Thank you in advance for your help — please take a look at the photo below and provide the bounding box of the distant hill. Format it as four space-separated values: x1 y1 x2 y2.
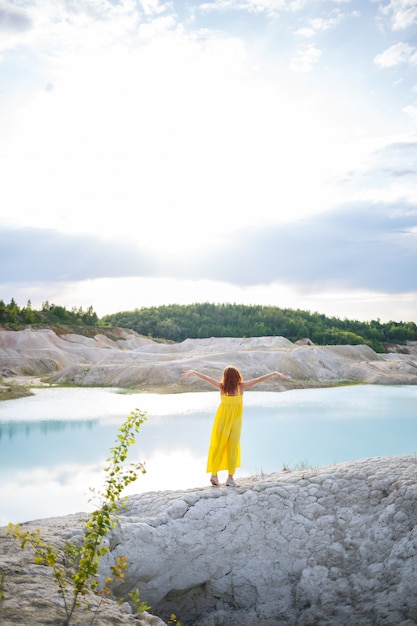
2 299 416 353
1 328 417 389
101 303 417 353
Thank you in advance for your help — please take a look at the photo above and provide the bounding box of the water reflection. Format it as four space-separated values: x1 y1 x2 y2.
1 385 416 525
0 418 95 440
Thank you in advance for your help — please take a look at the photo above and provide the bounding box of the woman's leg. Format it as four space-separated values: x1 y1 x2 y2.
210 474 219 486
226 474 237 487
227 419 242 475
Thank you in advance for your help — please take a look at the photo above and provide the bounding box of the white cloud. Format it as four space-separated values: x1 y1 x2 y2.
139 14 177 37
289 43 321 72
309 12 345 32
139 0 169 17
380 0 417 31
403 104 417 117
0 4 32 34
294 7 353 39
0 0 143 57
374 41 417 67
295 26 315 37
199 0 306 16
245 0 305 13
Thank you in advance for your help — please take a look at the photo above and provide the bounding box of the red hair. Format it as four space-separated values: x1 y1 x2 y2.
221 365 242 395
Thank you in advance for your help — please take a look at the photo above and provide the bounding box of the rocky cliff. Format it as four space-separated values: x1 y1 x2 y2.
100 455 417 625
1 328 416 389
1 456 416 625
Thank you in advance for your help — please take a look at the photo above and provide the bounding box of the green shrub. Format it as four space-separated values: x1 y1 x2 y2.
8 408 147 625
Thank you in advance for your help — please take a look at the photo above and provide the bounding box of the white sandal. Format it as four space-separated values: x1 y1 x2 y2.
210 476 219 487
226 477 237 487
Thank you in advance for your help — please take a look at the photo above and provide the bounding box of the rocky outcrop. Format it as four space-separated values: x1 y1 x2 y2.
1 328 416 388
1 456 417 625
0 512 167 626
97 455 417 625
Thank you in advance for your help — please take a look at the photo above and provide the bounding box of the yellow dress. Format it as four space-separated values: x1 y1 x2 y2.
206 389 243 474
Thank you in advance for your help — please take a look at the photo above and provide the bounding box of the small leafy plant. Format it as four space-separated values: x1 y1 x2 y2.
168 614 185 625
128 587 151 614
8 407 147 626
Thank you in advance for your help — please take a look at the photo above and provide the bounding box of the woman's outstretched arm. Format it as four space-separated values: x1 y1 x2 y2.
181 369 221 389
240 371 288 391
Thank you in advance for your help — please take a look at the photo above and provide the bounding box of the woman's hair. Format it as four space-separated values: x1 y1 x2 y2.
221 365 242 395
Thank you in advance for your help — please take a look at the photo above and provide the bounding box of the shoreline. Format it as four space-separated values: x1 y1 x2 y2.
0 376 362 402
0 376 53 401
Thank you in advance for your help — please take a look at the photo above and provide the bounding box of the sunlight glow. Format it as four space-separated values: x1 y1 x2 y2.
1 0 417 323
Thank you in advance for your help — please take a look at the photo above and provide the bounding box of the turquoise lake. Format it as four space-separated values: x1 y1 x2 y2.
0 384 416 525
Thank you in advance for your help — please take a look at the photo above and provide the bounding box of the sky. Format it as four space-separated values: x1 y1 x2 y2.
0 0 416 323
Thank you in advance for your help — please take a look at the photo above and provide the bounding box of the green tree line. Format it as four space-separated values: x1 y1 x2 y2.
0 299 99 327
102 302 417 352
2 299 416 352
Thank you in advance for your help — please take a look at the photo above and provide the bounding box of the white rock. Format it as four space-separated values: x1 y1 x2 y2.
1 329 417 387
92 455 417 625
2 456 417 625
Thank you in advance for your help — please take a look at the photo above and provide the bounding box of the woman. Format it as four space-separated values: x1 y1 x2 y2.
181 365 288 487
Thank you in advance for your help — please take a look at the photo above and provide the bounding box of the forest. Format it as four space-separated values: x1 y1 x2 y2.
0 299 99 327
103 302 417 352
1 299 416 353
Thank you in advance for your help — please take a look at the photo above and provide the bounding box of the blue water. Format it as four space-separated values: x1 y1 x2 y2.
0 385 416 525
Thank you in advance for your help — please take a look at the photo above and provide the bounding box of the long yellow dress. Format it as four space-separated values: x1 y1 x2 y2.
206 389 243 474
